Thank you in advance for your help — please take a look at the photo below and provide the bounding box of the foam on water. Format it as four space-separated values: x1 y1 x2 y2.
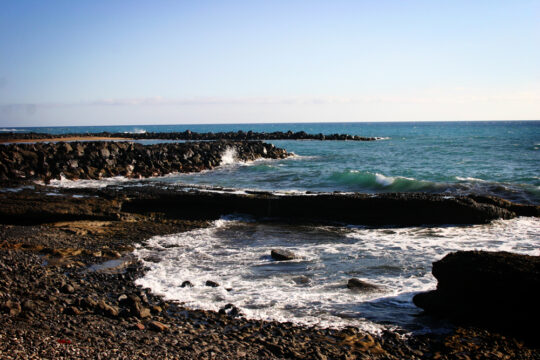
134 216 539 333
44 175 133 188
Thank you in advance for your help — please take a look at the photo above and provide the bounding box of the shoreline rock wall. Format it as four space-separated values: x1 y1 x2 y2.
0 130 379 141
0 140 289 182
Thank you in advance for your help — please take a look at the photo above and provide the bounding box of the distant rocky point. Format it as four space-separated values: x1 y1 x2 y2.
0 130 380 142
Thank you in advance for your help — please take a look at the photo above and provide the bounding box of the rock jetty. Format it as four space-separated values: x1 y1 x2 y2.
0 130 380 142
0 140 289 183
413 251 540 342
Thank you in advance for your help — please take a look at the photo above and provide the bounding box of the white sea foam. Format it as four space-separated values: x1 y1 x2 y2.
124 128 147 134
134 216 540 332
455 176 487 182
43 175 133 188
0 128 26 132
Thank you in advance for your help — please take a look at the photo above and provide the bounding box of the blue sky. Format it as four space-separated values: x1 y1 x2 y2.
1 0 539 126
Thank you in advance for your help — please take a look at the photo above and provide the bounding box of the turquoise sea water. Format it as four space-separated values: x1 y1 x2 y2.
4 121 539 203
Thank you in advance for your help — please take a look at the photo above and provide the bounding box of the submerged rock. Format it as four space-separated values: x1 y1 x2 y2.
413 250 540 340
271 249 296 261
347 278 380 291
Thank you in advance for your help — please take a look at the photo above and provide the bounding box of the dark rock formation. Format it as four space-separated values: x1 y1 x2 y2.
347 278 380 291
180 281 193 288
1 186 537 227
0 140 289 183
0 130 380 142
120 186 536 226
271 249 296 261
413 251 540 340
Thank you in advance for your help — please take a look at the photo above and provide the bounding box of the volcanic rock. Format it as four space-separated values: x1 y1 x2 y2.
271 249 296 261
413 251 540 339
347 278 380 291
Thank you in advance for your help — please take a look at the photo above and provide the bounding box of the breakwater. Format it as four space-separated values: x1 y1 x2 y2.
0 140 289 182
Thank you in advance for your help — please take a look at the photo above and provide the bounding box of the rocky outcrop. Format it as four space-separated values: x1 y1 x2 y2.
120 187 530 226
413 251 540 339
1 186 537 227
0 130 379 142
0 140 289 182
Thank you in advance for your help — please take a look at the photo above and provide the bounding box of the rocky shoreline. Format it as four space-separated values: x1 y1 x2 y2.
1 139 539 358
1 188 538 359
0 130 380 142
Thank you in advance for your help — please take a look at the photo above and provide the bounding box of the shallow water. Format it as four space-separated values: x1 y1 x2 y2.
133 216 540 333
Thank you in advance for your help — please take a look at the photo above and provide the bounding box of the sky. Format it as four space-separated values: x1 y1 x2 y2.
0 0 539 126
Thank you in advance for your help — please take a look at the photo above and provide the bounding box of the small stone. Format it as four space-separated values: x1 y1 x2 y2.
347 278 380 291
22 300 36 312
132 322 145 330
97 300 119 317
148 320 169 332
205 280 219 287
61 284 75 294
180 281 193 288
64 306 82 316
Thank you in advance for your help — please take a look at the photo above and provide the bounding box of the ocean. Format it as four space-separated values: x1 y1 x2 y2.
5 121 539 332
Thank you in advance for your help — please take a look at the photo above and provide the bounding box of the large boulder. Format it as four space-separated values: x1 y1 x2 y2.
413 251 540 340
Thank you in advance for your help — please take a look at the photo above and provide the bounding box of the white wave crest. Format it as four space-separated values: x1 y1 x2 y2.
455 176 486 182
374 173 395 186
124 128 147 134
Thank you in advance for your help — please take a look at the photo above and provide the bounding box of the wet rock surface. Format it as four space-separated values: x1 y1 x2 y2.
347 278 381 291
271 249 296 261
413 251 540 343
0 140 289 183
116 185 538 225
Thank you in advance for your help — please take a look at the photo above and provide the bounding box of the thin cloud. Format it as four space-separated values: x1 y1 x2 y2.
2 92 540 110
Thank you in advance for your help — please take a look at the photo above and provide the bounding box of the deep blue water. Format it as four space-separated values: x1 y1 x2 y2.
3 121 539 204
